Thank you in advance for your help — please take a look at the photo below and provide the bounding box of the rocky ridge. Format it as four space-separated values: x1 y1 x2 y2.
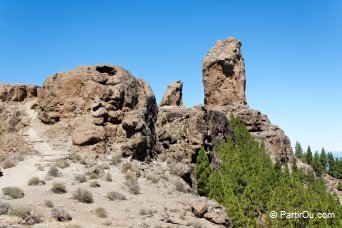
0 37 298 227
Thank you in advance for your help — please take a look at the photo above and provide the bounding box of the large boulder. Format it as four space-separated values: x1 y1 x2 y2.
38 65 158 161
160 80 183 106
203 37 246 106
0 84 39 102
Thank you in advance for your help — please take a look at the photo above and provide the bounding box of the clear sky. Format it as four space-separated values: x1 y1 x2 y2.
1 0 341 152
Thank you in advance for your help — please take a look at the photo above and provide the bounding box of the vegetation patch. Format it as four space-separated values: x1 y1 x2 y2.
107 191 127 201
72 188 93 203
2 187 24 199
50 182 67 194
195 116 342 227
95 207 108 218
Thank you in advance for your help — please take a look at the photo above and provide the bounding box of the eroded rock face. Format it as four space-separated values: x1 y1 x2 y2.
203 37 246 106
203 37 293 162
38 65 158 161
0 84 39 102
192 200 232 226
160 80 183 106
156 106 232 186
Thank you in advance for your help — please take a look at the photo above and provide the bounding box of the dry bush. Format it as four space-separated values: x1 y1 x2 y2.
146 173 160 184
105 172 112 182
174 180 187 193
124 175 140 195
121 163 133 173
2 187 24 199
86 166 105 179
107 191 127 201
0 202 11 215
51 207 72 222
68 153 87 165
27 177 43 186
2 158 16 169
110 155 122 165
47 166 60 177
44 200 54 208
9 207 42 225
51 182 67 194
89 181 100 188
95 207 108 218
55 159 70 169
72 188 93 203
74 174 87 183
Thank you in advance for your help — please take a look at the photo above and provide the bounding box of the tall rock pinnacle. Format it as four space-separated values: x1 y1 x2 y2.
203 37 246 106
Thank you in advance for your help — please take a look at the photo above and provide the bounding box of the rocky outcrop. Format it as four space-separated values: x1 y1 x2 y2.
38 65 158 161
203 37 293 162
0 84 39 102
160 80 183 106
156 106 232 186
203 37 246 106
192 200 232 226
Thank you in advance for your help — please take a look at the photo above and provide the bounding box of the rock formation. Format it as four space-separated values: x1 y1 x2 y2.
156 105 232 186
160 80 183 106
38 65 158 161
203 37 246 106
203 37 293 162
0 84 39 102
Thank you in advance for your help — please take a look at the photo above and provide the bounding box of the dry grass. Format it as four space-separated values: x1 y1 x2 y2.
0 202 11 215
27 177 43 186
51 207 72 222
174 180 187 193
121 163 133 173
95 207 108 218
89 180 100 188
2 187 24 199
9 207 42 224
74 174 87 183
110 155 122 165
50 182 67 194
146 173 160 184
107 191 127 201
1 158 16 169
124 175 140 195
105 172 112 182
44 200 54 208
47 166 60 177
54 159 70 169
68 153 87 165
72 188 93 203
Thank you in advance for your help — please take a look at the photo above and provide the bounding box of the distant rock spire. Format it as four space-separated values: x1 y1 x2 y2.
160 80 183 106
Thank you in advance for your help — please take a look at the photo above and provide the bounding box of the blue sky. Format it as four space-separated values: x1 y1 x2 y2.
0 0 341 152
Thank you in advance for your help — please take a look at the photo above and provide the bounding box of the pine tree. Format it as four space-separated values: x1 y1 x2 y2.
306 146 313 164
313 151 323 175
295 141 303 158
319 148 327 172
327 152 335 176
194 147 211 196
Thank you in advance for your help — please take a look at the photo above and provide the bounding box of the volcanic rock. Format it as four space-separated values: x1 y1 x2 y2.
0 84 39 102
203 37 246 106
203 37 293 162
160 80 183 106
38 65 158 161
